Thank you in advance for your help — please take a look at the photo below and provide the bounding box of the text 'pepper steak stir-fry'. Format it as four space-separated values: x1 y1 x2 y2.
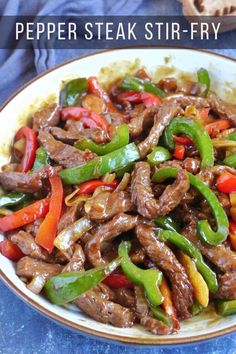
0 67 236 335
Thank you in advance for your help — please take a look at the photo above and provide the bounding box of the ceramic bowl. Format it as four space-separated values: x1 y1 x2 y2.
0 48 235 345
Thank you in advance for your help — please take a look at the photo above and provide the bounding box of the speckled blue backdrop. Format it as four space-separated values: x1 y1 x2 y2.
0 0 235 353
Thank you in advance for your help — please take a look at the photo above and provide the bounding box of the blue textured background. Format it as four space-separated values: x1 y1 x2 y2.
0 0 235 353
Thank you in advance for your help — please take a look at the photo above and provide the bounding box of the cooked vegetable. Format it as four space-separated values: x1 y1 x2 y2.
190 301 204 316
197 68 210 97
0 198 50 232
44 258 121 305
216 300 236 316
173 144 185 160
103 274 134 289
216 172 236 193
157 230 218 294
223 154 236 168
229 220 236 250
173 135 193 146
160 277 180 329
153 167 229 246
59 143 140 185
117 91 162 108
120 75 166 98
0 192 30 209
163 116 214 168
150 305 172 327
75 124 129 155
154 216 180 233
54 216 93 252
177 251 209 307
14 126 37 172
60 78 88 107
0 239 24 262
32 147 50 170
35 176 63 253
205 120 231 138
147 147 171 167
118 241 164 307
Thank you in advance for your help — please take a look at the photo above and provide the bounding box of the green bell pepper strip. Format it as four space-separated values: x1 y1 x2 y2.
163 116 214 168
228 132 236 141
190 301 204 316
75 124 129 156
153 167 228 246
223 153 236 168
216 300 236 316
118 241 164 307
147 146 172 167
157 229 218 294
12 199 35 211
32 147 50 170
59 143 140 185
154 216 180 233
197 68 211 97
44 258 121 305
150 305 172 326
116 162 134 178
120 76 166 98
59 78 88 107
0 192 30 209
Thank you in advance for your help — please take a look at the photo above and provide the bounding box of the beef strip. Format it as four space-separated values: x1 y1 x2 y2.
74 290 135 328
24 219 43 237
0 168 48 193
134 286 173 335
11 231 49 261
128 104 158 138
38 130 96 168
164 94 210 109
159 158 201 175
16 256 62 279
131 162 189 219
32 103 60 131
113 288 136 308
136 224 193 319
215 272 236 300
62 244 85 272
182 222 236 273
58 203 82 233
85 190 132 221
85 213 139 266
138 103 182 157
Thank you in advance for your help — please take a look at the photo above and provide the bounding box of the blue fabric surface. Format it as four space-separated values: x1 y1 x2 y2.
0 0 235 353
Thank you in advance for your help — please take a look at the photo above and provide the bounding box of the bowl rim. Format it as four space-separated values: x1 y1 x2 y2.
0 47 236 345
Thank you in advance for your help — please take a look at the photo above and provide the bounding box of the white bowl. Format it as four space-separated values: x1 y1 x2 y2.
0 48 235 345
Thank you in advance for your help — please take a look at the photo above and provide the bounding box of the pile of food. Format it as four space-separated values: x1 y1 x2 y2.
0 67 235 335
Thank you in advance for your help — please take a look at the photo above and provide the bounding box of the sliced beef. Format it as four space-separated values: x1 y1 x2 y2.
138 103 182 157
182 222 236 273
113 288 135 308
0 168 48 193
32 103 60 131
136 224 193 319
74 290 135 328
24 219 43 237
62 244 85 272
11 231 49 261
85 213 139 266
131 162 189 219
215 272 236 300
16 256 62 279
176 81 205 96
128 104 158 138
134 286 173 335
208 92 236 124
164 94 209 109
58 203 82 233
49 126 82 144
38 130 96 168
159 158 201 175
84 190 132 221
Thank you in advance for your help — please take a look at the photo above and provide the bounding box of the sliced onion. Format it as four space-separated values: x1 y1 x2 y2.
218 128 236 139
212 139 236 148
0 208 13 216
14 137 26 155
115 173 130 192
102 173 116 183
230 193 236 207
65 187 89 207
27 275 46 294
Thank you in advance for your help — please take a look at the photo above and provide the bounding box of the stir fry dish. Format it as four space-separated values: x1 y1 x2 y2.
0 67 236 335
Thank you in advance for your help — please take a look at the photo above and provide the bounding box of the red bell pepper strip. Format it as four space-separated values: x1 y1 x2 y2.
229 220 236 250
216 172 236 194
173 135 193 146
35 175 63 253
103 273 134 289
87 76 119 113
0 239 25 262
15 126 37 172
160 277 180 330
78 179 118 195
61 107 110 133
205 119 231 138
199 107 210 122
117 91 162 108
0 198 50 232
173 144 185 160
